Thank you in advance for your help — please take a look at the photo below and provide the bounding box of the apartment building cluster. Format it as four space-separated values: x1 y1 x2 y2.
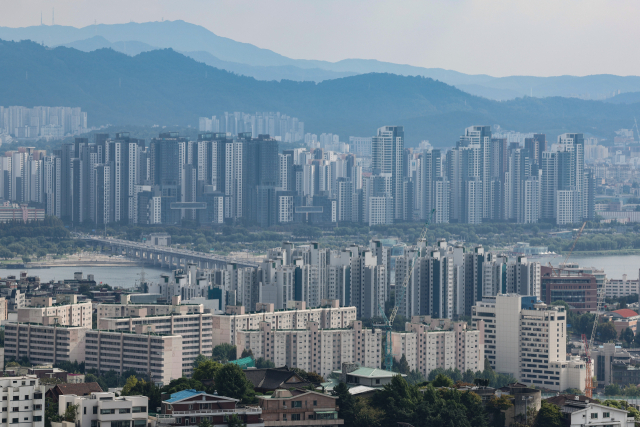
198 239 540 323
2 123 592 227
199 111 304 142
0 106 87 139
212 302 484 380
472 294 586 392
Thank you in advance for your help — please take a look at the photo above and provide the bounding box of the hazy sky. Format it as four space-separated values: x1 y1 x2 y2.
0 0 636 77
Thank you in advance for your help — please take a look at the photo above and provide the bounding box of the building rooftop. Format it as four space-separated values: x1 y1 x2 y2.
611 309 639 318
164 389 207 403
333 367 404 379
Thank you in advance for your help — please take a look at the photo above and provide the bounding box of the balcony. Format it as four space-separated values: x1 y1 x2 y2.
171 408 262 415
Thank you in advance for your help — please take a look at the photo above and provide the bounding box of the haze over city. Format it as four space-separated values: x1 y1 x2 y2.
1 2 640 427
2 0 639 76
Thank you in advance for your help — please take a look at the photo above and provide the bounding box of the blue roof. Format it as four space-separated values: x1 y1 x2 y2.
165 389 206 403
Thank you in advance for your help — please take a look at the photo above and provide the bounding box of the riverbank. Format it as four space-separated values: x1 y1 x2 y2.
26 253 142 268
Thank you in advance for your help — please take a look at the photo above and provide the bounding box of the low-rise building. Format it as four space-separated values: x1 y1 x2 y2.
157 389 263 427
0 375 45 427
258 389 343 427
3 324 89 365
540 266 597 313
603 309 640 335
244 368 313 394
545 395 634 427
84 330 183 386
606 273 640 298
56 392 148 427
45 382 103 403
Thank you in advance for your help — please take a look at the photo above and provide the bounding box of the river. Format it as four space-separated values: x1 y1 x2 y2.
0 254 638 288
0 265 167 289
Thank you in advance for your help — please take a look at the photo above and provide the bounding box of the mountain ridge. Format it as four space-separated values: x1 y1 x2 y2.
3 21 640 100
1 39 639 146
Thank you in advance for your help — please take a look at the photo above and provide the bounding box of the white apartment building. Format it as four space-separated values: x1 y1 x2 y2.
236 320 382 379
605 273 640 298
393 316 484 379
84 330 183 386
56 392 148 427
97 299 205 319
0 375 45 427
472 294 586 391
18 299 92 327
4 324 89 365
211 301 357 347
97 306 212 376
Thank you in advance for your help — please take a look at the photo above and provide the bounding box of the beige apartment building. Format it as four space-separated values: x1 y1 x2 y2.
4 323 89 365
96 297 204 319
212 300 357 347
236 320 382 379
84 330 183 386
97 302 212 376
392 316 485 378
18 297 92 327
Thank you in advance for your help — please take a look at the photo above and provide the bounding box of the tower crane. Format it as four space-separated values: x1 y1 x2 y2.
378 209 436 371
556 222 586 275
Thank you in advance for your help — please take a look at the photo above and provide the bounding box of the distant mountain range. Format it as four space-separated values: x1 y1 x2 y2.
2 39 640 146
2 21 640 101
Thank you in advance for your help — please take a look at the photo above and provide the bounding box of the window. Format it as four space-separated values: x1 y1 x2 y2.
591 413 598 419
602 412 610 418
100 409 115 415
112 422 131 427
134 420 146 427
84 407 87 415
313 400 317 406
291 414 301 421
11 418 18 424
93 407 98 414
91 421 98 427
119 408 131 414
12 397 18 401
283 415 287 421
33 417 42 422
33 393 42 400
132 406 147 413
292 401 302 408
22 396 27 401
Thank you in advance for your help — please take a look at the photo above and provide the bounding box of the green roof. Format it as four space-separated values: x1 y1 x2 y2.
228 356 255 368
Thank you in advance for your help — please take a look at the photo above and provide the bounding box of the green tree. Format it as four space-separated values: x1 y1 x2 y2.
598 322 618 343
431 374 454 388
121 376 138 396
212 343 237 362
621 327 635 345
227 415 248 427
214 364 256 403
160 378 204 395
44 397 60 427
192 354 208 370
533 401 563 427
240 348 254 359
604 384 622 396
394 354 411 375
406 369 426 385
193 360 223 383
332 382 356 426
255 358 276 369
63 404 79 422
198 419 214 427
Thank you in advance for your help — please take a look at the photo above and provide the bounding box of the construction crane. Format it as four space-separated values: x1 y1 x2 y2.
378 209 436 371
556 222 587 276
634 117 640 143
562 222 587 267
583 284 606 398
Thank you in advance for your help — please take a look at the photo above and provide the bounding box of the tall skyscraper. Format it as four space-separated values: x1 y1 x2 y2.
372 126 404 220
